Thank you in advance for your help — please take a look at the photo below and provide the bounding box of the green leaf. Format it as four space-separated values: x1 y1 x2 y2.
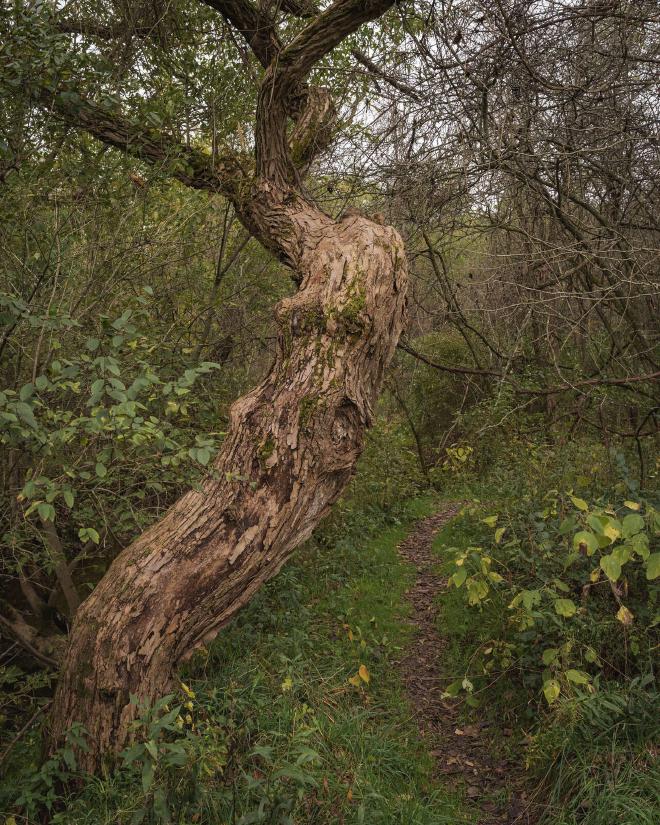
570 495 588 512
554 598 577 618
587 514 606 534
565 669 590 685
37 502 55 522
646 553 660 581
442 680 462 698
622 513 644 539
451 567 467 588
120 743 144 766
142 759 154 793
482 515 498 527
631 532 650 560
466 578 489 605
63 489 74 508
78 527 100 545
15 401 37 428
542 648 559 666
35 375 49 391
152 788 171 823
95 462 107 478
573 530 598 556
543 678 561 704
91 378 105 395
19 383 34 401
600 554 622 582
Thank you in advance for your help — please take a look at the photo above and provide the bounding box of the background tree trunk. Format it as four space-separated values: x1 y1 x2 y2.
47 207 407 770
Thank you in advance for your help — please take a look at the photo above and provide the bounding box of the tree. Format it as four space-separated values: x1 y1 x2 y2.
3 0 407 770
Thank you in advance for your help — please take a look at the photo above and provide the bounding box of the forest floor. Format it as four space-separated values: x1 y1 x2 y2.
5 495 614 824
398 506 537 825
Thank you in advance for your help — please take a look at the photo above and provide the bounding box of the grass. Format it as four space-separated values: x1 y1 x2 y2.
5 478 656 824
2 495 473 824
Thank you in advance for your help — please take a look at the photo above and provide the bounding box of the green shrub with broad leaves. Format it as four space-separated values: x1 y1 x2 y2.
1 295 224 599
446 492 658 707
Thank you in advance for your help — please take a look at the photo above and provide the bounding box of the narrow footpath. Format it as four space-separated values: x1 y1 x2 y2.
397 506 535 825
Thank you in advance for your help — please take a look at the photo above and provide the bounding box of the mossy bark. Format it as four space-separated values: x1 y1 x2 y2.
47 208 407 770
45 0 403 771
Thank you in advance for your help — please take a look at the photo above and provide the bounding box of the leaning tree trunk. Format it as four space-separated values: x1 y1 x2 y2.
47 206 407 770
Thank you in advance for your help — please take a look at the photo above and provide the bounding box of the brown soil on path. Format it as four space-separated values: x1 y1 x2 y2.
397 505 535 825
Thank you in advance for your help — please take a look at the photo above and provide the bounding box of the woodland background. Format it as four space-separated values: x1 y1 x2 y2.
0 1 658 823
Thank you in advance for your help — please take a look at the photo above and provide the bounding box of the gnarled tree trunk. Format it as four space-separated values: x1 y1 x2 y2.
41 0 405 769
48 204 407 770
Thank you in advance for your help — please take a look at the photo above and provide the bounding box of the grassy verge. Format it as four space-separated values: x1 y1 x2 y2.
2 495 471 824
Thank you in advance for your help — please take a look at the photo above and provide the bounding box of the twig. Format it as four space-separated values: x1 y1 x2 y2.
0 701 52 772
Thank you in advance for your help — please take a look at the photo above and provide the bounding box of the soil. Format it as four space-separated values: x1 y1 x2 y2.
397 505 537 825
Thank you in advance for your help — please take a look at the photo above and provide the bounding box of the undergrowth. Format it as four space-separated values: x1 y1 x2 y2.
431 439 659 825
0 492 470 824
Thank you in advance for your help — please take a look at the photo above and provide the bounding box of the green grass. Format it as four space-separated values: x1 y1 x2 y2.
2 496 473 824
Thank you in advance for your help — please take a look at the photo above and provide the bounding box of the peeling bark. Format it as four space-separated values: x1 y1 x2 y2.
44 0 405 769
48 208 407 769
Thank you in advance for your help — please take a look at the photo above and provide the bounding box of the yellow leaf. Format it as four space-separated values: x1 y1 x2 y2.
482 515 498 527
590 568 601 583
624 501 640 511
603 523 621 542
616 605 634 626
280 676 293 692
347 788 353 802
358 664 370 684
348 629 354 641
495 527 506 544
570 495 588 512
348 674 361 687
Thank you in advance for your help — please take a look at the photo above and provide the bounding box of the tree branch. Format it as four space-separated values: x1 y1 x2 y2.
256 0 396 182
351 48 421 100
399 340 660 397
55 17 153 40
199 0 281 67
40 88 248 200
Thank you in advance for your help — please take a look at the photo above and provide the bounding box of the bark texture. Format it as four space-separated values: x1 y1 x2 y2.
48 208 407 769
43 0 405 769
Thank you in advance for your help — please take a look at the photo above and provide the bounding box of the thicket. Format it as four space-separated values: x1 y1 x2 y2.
1 0 658 822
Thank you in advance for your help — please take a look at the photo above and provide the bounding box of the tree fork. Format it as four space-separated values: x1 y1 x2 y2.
38 0 403 769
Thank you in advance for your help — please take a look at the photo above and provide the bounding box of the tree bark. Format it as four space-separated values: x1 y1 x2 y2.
39 0 404 769
47 204 407 769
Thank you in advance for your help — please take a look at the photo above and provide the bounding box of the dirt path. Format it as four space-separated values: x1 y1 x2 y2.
397 505 533 825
